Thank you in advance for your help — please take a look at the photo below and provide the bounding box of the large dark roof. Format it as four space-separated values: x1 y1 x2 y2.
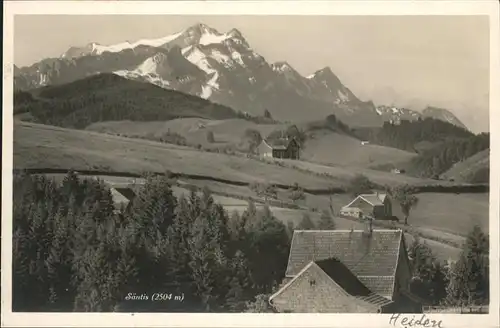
315 258 371 297
286 229 403 296
316 258 394 308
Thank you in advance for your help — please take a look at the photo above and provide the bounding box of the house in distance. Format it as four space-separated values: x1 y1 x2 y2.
110 187 137 213
257 137 300 159
268 228 424 313
340 192 392 219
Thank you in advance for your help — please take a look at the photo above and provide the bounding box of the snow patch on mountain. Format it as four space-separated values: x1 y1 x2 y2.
113 69 171 88
272 62 294 73
337 90 349 102
38 73 48 86
210 50 232 67
186 47 215 75
230 51 245 66
181 46 193 55
199 32 230 46
135 53 166 74
201 72 220 99
66 32 183 57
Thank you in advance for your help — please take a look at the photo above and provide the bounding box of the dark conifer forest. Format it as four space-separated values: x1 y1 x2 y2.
12 172 290 312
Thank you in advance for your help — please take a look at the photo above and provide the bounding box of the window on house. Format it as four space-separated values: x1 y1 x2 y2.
309 279 316 286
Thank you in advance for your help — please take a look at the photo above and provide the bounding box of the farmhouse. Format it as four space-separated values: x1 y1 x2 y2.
256 137 300 160
269 229 423 313
340 192 392 219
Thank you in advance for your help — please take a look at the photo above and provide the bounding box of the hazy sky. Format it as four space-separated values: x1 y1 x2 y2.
14 15 490 132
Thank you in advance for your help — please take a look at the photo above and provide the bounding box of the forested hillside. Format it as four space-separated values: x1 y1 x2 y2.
12 172 289 312
353 118 474 152
405 133 489 179
13 73 250 129
354 118 489 179
440 149 490 183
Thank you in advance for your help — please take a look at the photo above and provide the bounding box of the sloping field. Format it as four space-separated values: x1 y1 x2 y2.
441 149 490 183
14 122 335 189
87 118 286 149
279 158 443 187
306 192 488 238
87 120 416 169
301 129 416 168
394 192 489 236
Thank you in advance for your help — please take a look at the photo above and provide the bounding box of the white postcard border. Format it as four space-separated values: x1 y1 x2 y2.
2 1 499 327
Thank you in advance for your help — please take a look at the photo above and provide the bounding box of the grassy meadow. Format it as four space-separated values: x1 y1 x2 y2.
300 129 416 168
15 122 335 189
87 118 419 169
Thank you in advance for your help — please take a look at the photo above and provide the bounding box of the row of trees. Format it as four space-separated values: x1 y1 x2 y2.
12 172 291 312
296 211 336 230
305 114 356 138
408 225 489 307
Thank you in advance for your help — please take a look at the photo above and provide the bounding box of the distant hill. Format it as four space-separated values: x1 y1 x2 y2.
374 105 468 130
440 149 490 183
421 106 468 130
13 73 246 129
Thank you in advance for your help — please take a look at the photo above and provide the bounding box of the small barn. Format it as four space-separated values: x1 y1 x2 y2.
256 137 300 160
340 192 392 219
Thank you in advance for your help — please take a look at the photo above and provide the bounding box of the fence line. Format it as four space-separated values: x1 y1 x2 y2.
423 305 489 314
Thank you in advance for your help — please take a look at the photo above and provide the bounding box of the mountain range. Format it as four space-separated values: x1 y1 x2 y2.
14 23 467 129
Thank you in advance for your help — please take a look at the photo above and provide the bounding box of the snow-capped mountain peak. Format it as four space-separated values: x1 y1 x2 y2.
61 32 185 58
59 23 250 60
16 22 468 130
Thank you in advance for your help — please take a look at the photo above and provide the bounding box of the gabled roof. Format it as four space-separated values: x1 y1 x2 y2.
110 187 136 210
262 137 298 150
343 193 387 208
270 258 393 312
285 229 403 297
